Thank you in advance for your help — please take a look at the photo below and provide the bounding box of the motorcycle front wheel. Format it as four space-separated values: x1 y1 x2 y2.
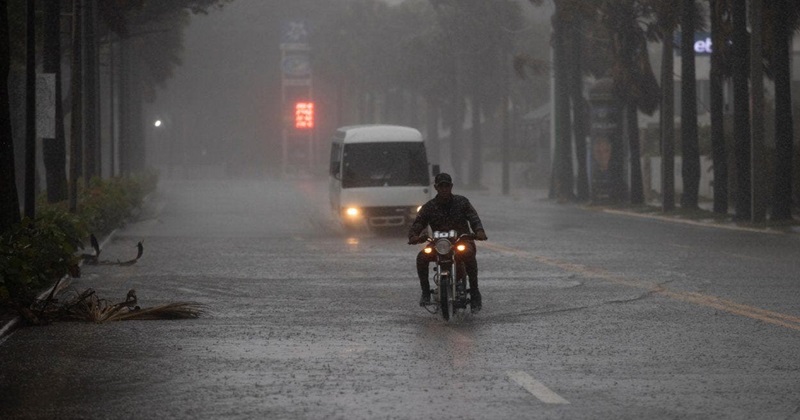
439 277 450 321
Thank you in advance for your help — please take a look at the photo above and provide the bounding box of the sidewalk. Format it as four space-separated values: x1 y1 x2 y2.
603 198 800 235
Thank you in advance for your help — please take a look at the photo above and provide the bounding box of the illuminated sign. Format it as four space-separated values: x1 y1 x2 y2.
294 102 314 129
694 37 712 54
674 32 721 56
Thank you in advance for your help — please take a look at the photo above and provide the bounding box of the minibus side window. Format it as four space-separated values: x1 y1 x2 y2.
330 143 342 178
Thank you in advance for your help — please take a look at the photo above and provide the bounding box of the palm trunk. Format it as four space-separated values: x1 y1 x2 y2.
709 0 728 214
680 0 700 209
732 0 751 220
119 36 130 175
24 0 36 219
749 0 766 223
83 0 99 181
660 35 675 211
468 95 482 188
552 15 574 200
627 105 643 204
42 0 68 203
425 98 441 167
0 0 21 233
771 0 794 220
569 18 588 201
69 0 83 212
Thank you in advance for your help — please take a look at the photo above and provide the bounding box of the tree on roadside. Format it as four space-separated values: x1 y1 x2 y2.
750 0 766 222
525 0 590 201
766 0 799 220
1 0 21 234
731 0 751 220
101 1 231 175
393 0 450 165
679 0 701 210
599 0 660 205
708 0 729 215
42 0 68 203
651 0 678 211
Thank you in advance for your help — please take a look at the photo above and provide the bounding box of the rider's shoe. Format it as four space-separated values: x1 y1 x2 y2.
419 290 431 306
470 289 482 312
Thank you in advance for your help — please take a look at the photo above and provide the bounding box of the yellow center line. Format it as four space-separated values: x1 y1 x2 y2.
484 242 800 331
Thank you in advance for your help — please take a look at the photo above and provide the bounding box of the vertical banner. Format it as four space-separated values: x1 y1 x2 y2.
588 78 624 203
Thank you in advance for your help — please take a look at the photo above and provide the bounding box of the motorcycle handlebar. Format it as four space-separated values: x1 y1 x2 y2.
408 233 482 245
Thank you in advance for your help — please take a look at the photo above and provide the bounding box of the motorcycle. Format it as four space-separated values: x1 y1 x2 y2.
418 230 476 321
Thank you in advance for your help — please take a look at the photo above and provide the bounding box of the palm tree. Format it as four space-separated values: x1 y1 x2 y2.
680 0 701 210
732 0 751 220
651 0 678 211
769 0 798 221
750 0 766 222
601 0 660 204
526 0 596 201
0 0 21 233
42 0 68 203
551 7 575 200
709 0 728 214
569 16 590 200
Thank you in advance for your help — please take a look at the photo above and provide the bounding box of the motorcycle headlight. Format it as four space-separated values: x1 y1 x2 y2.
434 238 452 255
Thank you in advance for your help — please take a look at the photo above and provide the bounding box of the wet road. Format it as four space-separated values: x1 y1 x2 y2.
1 177 800 419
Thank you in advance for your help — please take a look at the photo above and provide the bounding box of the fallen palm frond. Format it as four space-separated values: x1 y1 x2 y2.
29 288 204 324
86 240 144 266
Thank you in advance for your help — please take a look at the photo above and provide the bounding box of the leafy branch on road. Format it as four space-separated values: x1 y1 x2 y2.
0 172 204 326
20 288 204 325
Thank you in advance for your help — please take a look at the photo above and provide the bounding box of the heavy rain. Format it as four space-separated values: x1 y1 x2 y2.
2 0 800 418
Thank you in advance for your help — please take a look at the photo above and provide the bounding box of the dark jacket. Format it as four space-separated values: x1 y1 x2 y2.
408 194 484 238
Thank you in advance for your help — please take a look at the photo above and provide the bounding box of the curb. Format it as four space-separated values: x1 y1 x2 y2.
601 208 797 235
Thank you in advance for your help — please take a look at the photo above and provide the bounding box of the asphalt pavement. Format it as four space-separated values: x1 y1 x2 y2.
2 186 796 342
2 178 800 419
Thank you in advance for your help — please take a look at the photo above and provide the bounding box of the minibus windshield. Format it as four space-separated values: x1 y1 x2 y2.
342 142 428 188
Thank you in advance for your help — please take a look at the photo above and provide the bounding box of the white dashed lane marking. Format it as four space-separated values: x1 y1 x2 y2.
507 371 570 405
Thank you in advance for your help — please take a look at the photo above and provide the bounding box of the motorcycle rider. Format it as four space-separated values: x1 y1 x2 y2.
408 173 488 310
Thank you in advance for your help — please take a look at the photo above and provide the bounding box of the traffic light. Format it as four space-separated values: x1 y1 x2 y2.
294 101 314 129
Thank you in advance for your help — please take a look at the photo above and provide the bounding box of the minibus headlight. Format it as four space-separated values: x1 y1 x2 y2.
345 207 360 217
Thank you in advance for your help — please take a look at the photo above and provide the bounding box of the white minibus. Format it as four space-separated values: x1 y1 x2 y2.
329 125 437 230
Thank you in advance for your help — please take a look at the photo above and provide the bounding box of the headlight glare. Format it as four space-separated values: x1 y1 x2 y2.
345 207 359 217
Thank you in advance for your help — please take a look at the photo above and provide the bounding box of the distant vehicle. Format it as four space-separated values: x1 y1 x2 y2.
328 125 438 230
